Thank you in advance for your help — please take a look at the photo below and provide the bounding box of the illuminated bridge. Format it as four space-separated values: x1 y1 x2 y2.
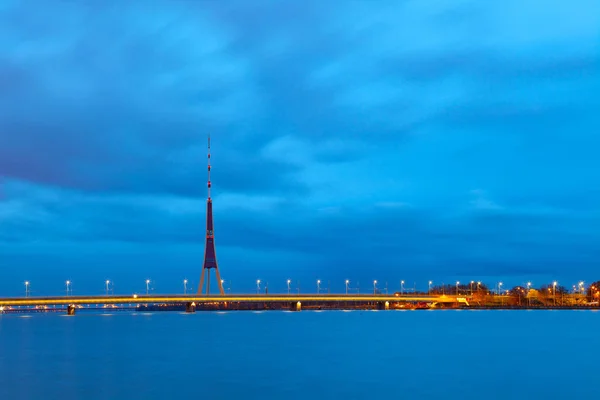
0 294 470 314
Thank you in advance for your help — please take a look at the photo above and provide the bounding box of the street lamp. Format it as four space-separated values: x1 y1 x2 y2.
401 280 405 296
345 280 350 295
105 280 110 296
287 279 291 295
66 280 71 296
256 280 261 294
456 281 460 295
25 281 30 298
553 281 557 306
428 280 432 295
477 281 481 292
527 282 531 306
317 280 321 294
498 282 503 295
146 279 151 295
184 279 188 294
470 281 474 295
373 280 377 294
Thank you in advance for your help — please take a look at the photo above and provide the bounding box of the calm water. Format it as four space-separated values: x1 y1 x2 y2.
1 310 598 399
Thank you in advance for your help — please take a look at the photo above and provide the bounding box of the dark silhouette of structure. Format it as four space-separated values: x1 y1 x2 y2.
197 135 225 295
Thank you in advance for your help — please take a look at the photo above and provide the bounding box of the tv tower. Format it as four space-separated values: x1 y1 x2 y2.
197 134 225 295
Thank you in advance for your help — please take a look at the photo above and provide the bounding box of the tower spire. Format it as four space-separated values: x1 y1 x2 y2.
207 133 211 200
197 134 225 296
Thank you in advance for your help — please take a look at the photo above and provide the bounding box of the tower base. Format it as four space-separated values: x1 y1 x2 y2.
198 267 225 295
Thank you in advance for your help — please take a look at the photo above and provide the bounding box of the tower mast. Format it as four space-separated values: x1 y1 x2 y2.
198 134 225 295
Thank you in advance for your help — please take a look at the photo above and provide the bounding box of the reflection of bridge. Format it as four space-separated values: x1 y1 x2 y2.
0 294 469 314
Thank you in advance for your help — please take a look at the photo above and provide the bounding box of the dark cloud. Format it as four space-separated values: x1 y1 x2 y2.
1 0 600 293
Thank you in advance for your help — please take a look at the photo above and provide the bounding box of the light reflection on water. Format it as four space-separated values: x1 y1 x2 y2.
0 310 598 400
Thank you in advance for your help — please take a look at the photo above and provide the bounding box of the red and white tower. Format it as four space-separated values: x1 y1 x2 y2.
197 135 225 295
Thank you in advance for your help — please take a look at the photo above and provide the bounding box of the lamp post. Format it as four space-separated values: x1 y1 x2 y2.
345 280 350 295
183 279 188 294
317 280 321 294
256 280 261 294
373 280 377 294
553 281 557 306
477 281 481 292
470 281 474 295
527 282 531 306
498 282 503 295
456 281 460 295
105 280 110 296
428 281 432 295
25 281 30 298
146 279 151 295
66 280 71 296
287 279 291 295
401 280 405 296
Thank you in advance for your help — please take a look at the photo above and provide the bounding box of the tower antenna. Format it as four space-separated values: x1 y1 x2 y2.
207 134 211 200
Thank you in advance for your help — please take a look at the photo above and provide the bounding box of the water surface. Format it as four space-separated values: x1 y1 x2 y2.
1 310 598 399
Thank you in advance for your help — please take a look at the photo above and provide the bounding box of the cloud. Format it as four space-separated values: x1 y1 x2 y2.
1 0 600 293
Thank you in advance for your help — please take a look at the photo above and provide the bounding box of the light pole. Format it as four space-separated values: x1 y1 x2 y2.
401 280 405 296
498 282 503 295
105 280 110 296
66 280 71 296
25 281 30 298
553 281 557 306
373 280 377 294
146 279 151 295
345 280 350 295
287 280 291 295
256 280 261 294
470 281 474 295
527 282 531 306
428 281 432 295
456 281 460 295
477 281 481 292
317 280 321 294
184 279 188 294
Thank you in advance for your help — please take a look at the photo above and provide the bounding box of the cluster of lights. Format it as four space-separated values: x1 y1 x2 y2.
12 278 599 300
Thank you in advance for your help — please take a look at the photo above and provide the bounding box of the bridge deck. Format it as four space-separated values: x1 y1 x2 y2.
0 294 465 307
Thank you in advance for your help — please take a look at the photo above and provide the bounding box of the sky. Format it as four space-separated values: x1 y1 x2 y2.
1 0 599 296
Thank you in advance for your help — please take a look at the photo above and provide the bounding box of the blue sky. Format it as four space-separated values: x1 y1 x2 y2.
1 0 599 296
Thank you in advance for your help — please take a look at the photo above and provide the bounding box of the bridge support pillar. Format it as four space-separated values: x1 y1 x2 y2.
186 302 196 313
67 305 76 316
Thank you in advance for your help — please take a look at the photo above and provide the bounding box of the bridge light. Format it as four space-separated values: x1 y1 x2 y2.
133 294 138 299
